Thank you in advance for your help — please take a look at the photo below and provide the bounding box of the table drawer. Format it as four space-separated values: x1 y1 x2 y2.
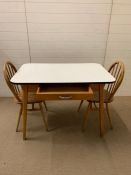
36 83 93 100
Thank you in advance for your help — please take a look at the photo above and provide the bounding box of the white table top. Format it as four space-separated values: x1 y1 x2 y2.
11 63 115 84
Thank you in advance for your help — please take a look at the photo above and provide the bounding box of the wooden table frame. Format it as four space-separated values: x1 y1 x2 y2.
21 83 105 140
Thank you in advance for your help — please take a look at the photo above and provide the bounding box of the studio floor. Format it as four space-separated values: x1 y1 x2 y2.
0 97 131 175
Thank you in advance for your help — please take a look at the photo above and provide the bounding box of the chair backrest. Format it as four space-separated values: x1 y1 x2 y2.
3 61 21 102
105 61 125 101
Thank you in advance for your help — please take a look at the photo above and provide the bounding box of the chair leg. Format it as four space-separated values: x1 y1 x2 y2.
77 100 84 112
93 102 98 110
105 103 113 129
43 101 48 111
39 102 48 131
32 103 35 110
16 104 22 132
82 102 92 132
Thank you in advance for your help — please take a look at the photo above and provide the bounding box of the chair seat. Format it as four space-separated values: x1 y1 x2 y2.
17 92 42 104
88 89 113 103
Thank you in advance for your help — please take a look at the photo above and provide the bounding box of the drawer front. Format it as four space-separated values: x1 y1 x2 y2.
36 84 93 100
36 92 93 100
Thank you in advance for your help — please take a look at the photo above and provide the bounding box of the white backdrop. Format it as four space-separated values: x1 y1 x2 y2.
0 0 131 96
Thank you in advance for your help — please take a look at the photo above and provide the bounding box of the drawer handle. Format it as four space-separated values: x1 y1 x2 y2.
59 96 72 100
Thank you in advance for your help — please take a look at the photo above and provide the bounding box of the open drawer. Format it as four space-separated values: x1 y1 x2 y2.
36 83 93 100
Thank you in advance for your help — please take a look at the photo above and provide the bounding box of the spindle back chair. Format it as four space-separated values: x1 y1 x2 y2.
78 61 125 131
3 61 48 132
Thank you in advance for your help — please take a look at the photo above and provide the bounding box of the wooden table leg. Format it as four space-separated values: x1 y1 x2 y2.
22 85 28 140
99 84 105 137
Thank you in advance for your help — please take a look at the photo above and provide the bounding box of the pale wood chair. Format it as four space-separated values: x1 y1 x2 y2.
3 61 48 132
77 61 125 131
